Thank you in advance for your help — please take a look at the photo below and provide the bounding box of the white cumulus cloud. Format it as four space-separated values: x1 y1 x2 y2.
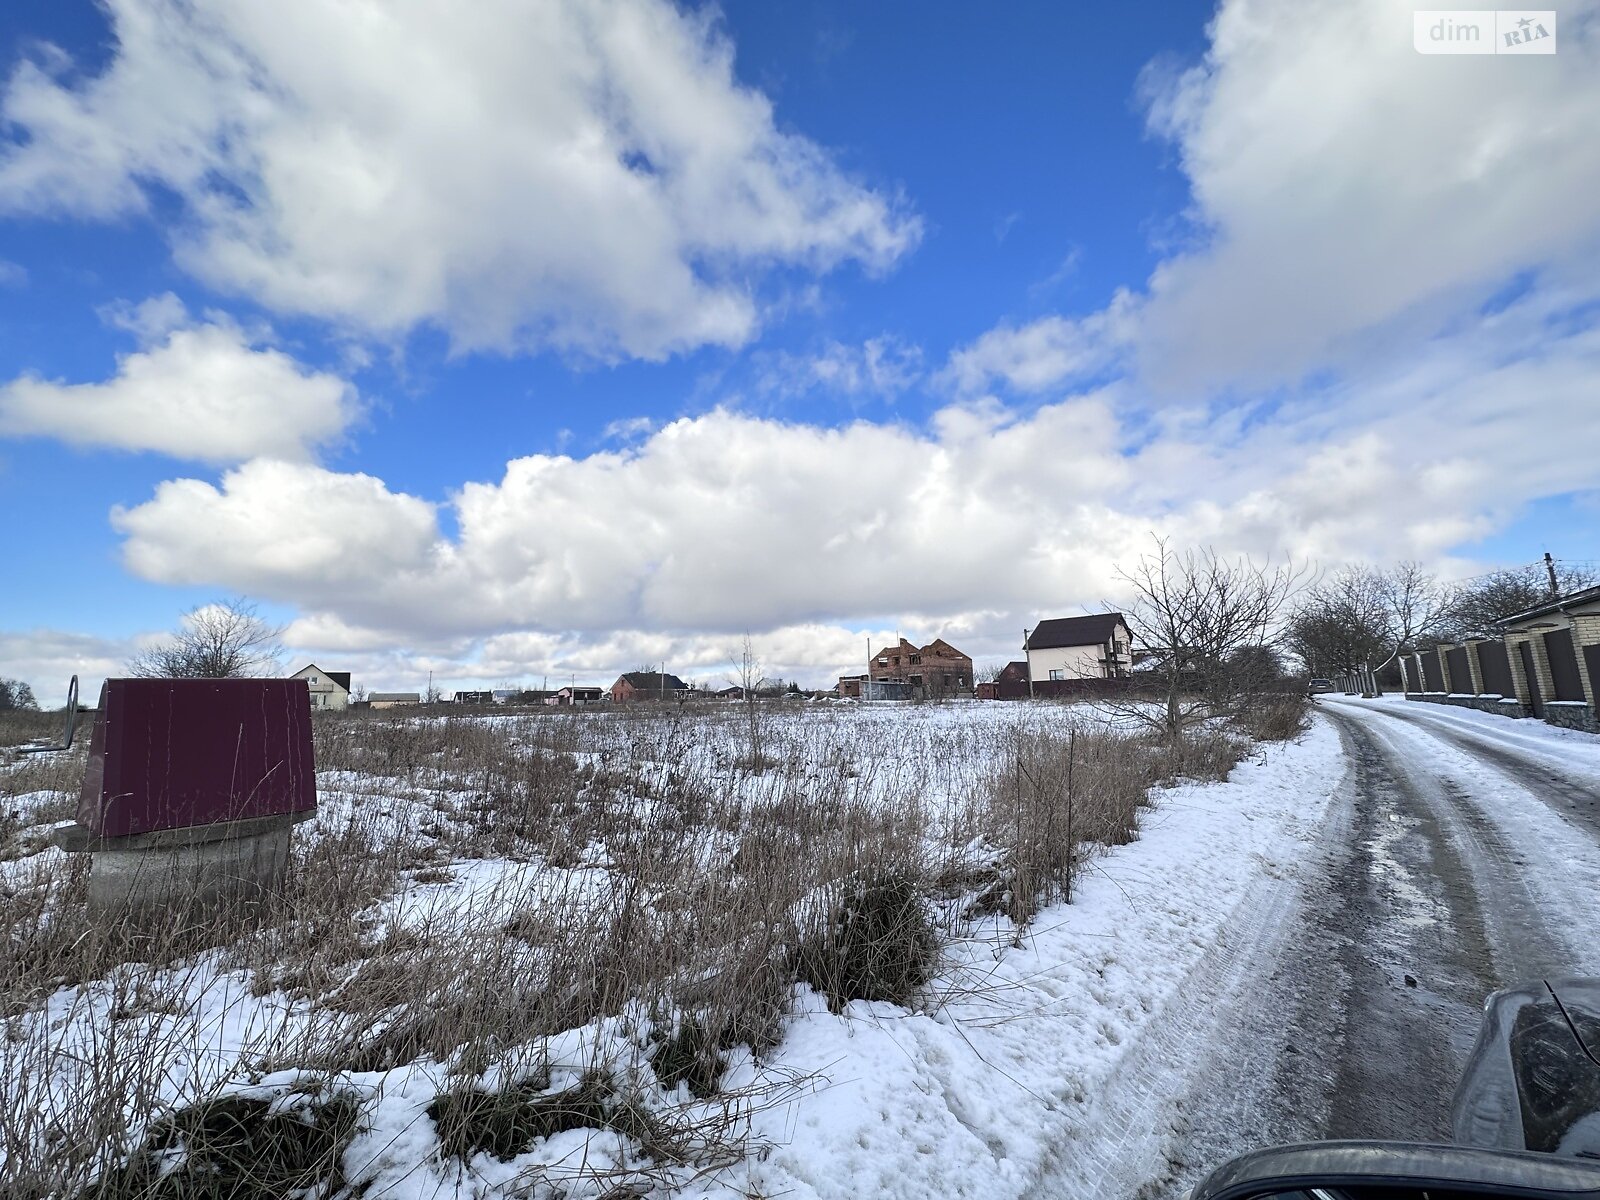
1133 0 1600 390
106 264 1600 665
0 300 358 462
941 293 1139 396
112 459 441 598
0 0 920 359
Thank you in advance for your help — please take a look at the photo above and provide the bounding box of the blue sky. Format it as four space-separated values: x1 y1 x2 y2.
1 0 1597 700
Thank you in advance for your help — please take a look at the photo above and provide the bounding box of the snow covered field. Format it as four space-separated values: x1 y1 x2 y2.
0 700 1342 1198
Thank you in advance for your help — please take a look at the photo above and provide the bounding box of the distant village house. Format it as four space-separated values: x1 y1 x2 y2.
609 672 690 703
1024 614 1132 682
291 663 351 712
553 685 605 707
867 637 973 697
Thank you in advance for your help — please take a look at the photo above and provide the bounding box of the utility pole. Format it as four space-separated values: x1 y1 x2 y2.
1025 628 1034 699
1545 551 1560 597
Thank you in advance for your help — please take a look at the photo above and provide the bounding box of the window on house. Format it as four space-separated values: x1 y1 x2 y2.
910 654 921 665
1049 669 1065 681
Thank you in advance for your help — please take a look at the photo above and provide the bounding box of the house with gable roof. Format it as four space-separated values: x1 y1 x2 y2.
866 637 973 697
1023 613 1132 682
290 663 352 712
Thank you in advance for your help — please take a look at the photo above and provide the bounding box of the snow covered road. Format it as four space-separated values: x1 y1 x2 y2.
1079 697 1600 1200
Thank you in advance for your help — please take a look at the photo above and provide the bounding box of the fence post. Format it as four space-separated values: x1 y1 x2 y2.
1463 640 1486 696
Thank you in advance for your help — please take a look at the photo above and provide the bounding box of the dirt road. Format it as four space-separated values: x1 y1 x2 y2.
1030 698 1600 1200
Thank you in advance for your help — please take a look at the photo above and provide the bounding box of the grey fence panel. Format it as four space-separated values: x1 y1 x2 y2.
1586 644 1600 708
1446 645 1471 692
1478 640 1515 697
1545 628 1586 702
1421 649 1445 692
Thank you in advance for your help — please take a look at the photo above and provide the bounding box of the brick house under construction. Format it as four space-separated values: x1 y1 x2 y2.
867 638 973 697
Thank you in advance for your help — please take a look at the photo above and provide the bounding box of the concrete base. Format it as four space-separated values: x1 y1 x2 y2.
1404 690 1591 731
1545 702 1600 734
52 811 310 916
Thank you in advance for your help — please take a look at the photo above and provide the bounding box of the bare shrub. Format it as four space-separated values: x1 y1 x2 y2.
77 1085 361 1200
429 1069 615 1163
1149 723 1245 783
796 869 939 1009
973 722 1158 923
1239 693 1310 743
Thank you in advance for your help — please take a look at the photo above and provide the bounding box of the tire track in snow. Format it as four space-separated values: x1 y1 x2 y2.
1360 702 1600 843
1020 795 1320 1200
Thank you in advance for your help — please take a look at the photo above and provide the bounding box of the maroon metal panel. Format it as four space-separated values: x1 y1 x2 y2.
77 679 316 838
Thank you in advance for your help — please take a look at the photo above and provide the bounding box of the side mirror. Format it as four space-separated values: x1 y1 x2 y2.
1192 1141 1600 1200
16 675 79 755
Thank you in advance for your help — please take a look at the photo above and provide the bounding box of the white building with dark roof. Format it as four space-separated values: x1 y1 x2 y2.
1024 613 1132 681
290 663 352 711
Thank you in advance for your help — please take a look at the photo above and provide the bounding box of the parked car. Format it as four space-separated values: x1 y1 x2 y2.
1306 678 1336 696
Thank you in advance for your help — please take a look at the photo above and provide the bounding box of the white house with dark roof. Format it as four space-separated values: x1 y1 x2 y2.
1024 613 1132 681
290 663 352 711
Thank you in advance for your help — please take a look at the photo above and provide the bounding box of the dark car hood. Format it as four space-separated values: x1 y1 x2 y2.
1454 978 1600 1159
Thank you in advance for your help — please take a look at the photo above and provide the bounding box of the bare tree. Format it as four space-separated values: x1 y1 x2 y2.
1286 567 1391 677
1286 562 1452 691
1438 560 1599 639
129 598 285 678
733 634 767 767
0 679 39 711
1109 539 1308 743
978 662 1006 684
1373 561 1454 675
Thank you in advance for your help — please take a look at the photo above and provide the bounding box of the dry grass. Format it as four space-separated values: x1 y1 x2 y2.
0 699 1270 1197
1238 692 1312 743
0 708 65 751
76 1086 361 1200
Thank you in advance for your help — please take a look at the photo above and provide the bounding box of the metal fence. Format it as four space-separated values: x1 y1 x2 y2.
1402 632 1593 729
